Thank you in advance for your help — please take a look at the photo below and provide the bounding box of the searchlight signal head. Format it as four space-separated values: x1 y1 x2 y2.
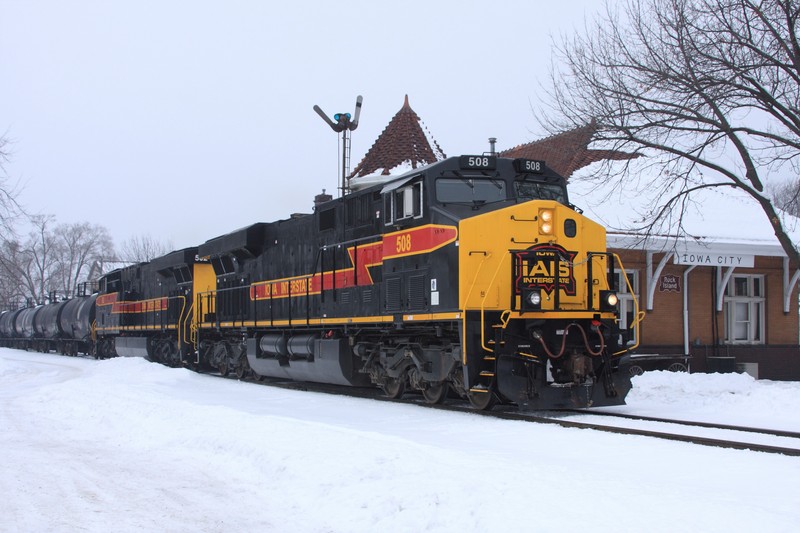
314 95 362 133
313 95 364 198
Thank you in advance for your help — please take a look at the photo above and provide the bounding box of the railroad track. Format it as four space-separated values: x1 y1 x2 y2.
556 408 800 440
504 409 800 457
247 374 800 457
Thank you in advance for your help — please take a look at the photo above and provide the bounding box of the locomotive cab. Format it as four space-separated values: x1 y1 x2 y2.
451 156 637 408
365 155 638 409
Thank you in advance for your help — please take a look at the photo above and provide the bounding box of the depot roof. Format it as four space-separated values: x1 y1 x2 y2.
349 95 446 179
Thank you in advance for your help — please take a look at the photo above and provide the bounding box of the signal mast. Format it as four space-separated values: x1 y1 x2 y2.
313 95 363 198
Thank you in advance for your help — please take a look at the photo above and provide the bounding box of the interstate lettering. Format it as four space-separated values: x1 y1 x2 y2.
290 278 308 293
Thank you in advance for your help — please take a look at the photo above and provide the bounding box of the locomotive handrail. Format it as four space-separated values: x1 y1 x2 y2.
499 309 512 328
196 289 216 325
480 252 512 353
319 233 383 250
612 253 642 355
190 322 198 352
182 298 195 351
461 250 491 365
316 233 381 303
174 295 187 348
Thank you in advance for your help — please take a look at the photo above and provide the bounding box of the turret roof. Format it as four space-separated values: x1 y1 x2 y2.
350 95 446 178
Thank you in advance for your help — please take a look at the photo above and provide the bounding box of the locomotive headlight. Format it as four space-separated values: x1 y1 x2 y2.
528 291 542 306
600 290 619 311
523 289 542 310
538 208 554 235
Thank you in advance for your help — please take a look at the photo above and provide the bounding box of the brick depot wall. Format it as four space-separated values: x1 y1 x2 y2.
614 250 800 380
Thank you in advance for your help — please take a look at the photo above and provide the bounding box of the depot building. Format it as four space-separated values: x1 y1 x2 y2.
504 127 800 380
350 97 800 380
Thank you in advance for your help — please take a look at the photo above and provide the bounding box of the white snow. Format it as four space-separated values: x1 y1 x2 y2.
568 160 800 255
2 347 799 533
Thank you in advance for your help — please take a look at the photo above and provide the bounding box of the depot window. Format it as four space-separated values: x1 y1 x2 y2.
724 274 765 344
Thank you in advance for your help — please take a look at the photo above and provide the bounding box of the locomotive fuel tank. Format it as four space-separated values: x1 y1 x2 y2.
247 335 371 387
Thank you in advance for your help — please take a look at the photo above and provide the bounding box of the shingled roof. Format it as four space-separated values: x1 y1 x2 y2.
500 120 638 178
350 95 446 178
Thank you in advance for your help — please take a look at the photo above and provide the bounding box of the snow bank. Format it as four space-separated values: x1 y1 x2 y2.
618 370 800 431
1 350 799 533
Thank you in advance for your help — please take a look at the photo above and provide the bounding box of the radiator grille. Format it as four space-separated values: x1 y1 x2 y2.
408 274 427 310
385 278 402 311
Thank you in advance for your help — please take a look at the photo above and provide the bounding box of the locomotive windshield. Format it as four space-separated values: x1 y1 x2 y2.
514 179 567 204
435 178 507 204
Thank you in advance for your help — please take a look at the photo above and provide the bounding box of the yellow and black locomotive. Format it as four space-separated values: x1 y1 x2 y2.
90 155 639 409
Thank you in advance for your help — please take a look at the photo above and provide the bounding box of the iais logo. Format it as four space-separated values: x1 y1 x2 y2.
514 243 577 296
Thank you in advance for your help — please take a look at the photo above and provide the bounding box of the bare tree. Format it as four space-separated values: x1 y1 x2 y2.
0 134 22 236
51 222 114 298
0 133 25 307
0 240 27 308
0 217 116 304
770 178 800 217
118 233 173 263
544 0 800 262
0 216 58 305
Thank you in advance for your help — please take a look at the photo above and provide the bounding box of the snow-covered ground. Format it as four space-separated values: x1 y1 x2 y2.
2 347 799 533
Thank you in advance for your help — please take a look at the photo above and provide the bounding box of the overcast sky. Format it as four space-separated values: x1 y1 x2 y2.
1 0 601 250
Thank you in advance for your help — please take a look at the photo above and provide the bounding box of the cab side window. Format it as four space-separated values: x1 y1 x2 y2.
384 182 423 225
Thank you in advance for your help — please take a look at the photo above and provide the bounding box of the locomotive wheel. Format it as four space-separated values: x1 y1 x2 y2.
421 382 449 404
218 361 229 377
629 365 644 377
155 341 172 365
467 389 497 410
382 377 406 399
667 362 688 373
235 358 249 380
